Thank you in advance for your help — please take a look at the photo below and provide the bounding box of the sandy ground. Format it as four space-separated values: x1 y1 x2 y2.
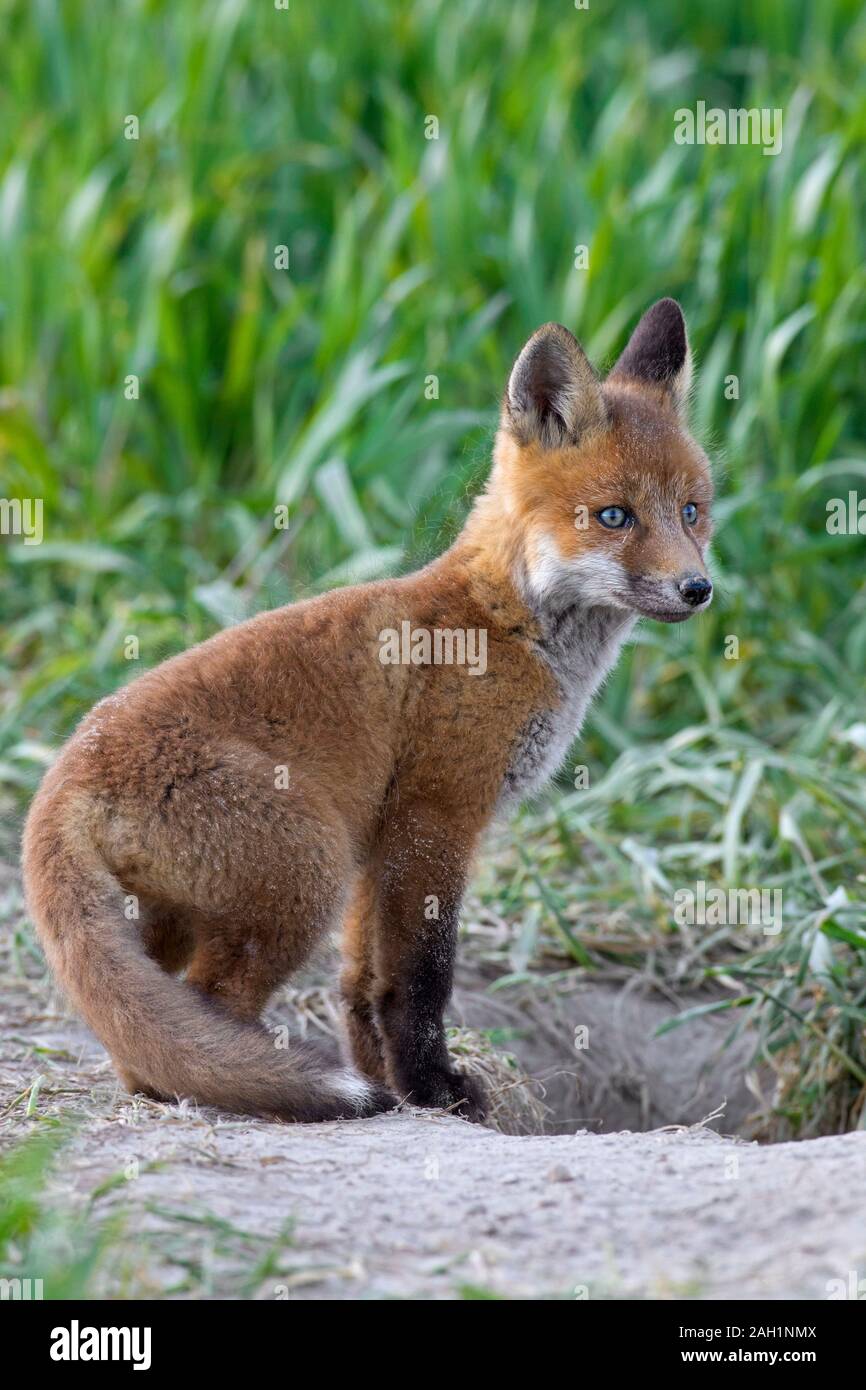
3 857 866 1300
95 1113 866 1300
10 1071 866 1300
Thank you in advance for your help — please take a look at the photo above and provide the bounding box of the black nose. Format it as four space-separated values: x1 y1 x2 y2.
678 574 712 607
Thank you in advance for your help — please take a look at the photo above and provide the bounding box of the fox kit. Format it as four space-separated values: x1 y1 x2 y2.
23 298 713 1124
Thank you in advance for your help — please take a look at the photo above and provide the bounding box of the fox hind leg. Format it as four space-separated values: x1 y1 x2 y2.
185 885 341 1024
141 907 196 974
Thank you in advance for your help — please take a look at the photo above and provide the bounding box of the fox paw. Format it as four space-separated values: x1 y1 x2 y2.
412 1070 488 1123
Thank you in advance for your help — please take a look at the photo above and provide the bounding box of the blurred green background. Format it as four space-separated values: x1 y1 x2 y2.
1 0 866 1135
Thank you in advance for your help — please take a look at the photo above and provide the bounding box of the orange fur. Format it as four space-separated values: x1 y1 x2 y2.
22 300 713 1122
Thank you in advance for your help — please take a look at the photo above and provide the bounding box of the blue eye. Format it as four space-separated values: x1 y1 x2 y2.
682 503 698 525
598 506 630 529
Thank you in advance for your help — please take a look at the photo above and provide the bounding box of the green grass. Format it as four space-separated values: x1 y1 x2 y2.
0 1125 118 1299
0 1125 318 1298
1 0 865 1137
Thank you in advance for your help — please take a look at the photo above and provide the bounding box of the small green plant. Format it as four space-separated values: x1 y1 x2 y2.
0 1125 117 1299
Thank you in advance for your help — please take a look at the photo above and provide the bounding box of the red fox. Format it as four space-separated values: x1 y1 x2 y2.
22 298 713 1124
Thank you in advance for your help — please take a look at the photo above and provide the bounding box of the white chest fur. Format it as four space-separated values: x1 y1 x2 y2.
500 602 634 804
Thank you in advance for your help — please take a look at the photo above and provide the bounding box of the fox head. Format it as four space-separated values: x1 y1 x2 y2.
492 299 713 624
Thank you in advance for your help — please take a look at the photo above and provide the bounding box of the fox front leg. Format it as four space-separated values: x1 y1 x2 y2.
373 805 487 1122
340 872 389 1085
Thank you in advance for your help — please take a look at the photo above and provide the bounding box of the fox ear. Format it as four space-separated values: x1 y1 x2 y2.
504 323 607 450
609 298 692 413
